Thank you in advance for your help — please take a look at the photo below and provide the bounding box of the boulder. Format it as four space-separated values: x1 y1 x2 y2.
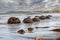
32 17 40 22
7 17 21 24
23 17 33 23
35 16 40 18
39 15 46 20
18 29 25 34
45 15 52 19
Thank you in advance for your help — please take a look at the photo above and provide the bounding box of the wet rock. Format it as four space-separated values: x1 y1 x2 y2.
23 17 33 23
39 15 46 20
35 16 40 18
28 27 33 33
7 17 21 24
18 29 25 34
51 29 60 32
45 15 52 19
32 17 40 22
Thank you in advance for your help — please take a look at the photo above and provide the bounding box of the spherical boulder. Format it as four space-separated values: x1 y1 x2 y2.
18 29 25 34
39 15 46 20
32 17 40 22
23 17 33 23
45 15 52 19
35 16 40 19
28 27 33 33
7 17 21 24
35 16 40 18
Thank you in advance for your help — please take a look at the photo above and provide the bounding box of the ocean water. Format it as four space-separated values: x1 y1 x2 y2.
0 13 60 40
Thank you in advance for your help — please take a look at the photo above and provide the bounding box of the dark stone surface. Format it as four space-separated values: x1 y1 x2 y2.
39 15 46 20
23 17 33 23
35 16 40 18
32 17 40 22
7 17 21 24
45 15 52 19
18 29 25 34
51 29 60 32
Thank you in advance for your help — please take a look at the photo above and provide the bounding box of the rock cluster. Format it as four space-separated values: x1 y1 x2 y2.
7 15 52 24
39 15 52 20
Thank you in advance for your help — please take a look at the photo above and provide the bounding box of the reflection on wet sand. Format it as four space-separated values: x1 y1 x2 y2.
51 28 60 32
8 24 20 27
7 24 20 33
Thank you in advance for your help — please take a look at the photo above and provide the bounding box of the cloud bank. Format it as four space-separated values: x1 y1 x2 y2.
0 0 60 13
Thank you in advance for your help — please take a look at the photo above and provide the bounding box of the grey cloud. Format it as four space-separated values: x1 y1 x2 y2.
0 0 60 13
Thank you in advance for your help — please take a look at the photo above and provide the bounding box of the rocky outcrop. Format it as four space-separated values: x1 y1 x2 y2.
7 17 21 24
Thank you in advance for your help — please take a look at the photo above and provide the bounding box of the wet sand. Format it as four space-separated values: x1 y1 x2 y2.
0 13 60 40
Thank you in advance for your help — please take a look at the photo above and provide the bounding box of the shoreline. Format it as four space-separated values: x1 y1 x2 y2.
0 13 60 17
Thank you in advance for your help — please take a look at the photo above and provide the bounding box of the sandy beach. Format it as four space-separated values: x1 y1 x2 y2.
0 13 60 40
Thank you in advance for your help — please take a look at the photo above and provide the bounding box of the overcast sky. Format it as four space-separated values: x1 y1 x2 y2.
0 0 60 13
